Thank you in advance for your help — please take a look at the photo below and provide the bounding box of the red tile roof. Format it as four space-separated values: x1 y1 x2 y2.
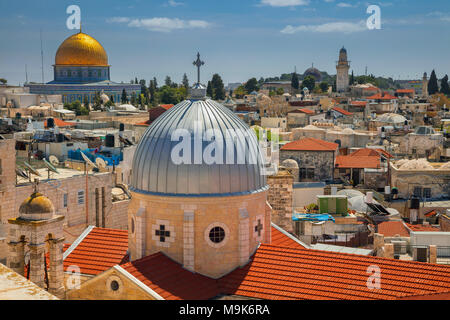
120 252 219 300
332 107 353 116
64 227 129 276
377 221 410 237
44 118 74 128
270 225 307 249
350 101 367 107
396 89 415 94
349 148 393 159
297 108 315 115
218 244 450 300
367 92 398 100
335 155 381 169
160 104 174 110
281 137 338 152
405 223 440 232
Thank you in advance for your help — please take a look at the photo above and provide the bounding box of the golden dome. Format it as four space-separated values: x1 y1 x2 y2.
19 192 54 216
55 32 108 66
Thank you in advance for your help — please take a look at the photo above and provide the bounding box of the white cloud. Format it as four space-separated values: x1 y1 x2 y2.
281 20 366 34
260 0 310 7
106 17 131 23
109 17 211 32
167 0 185 7
337 2 359 8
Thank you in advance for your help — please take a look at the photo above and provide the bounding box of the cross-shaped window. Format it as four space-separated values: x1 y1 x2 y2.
255 219 263 237
155 225 170 242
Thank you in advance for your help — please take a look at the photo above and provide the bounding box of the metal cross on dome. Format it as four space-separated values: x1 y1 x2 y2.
193 52 204 84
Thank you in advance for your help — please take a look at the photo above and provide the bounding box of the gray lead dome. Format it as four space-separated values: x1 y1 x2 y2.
130 99 267 196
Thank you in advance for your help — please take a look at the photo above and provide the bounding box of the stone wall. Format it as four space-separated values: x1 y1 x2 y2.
280 150 335 182
267 170 294 233
440 214 450 232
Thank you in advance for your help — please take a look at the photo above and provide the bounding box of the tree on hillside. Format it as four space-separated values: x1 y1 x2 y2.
211 74 225 100
207 81 214 98
428 70 439 95
440 75 449 95
182 73 189 89
121 89 128 104
291 72 299 91
165 76 172 87
301 75 316 92
234 85 247 99
319 81 329 93
130 92 137 106
0 78 7 85
245 78 258 93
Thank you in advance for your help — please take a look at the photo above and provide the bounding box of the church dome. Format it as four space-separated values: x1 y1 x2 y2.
19 192 54 220
55 32 108 66
131 99 267 196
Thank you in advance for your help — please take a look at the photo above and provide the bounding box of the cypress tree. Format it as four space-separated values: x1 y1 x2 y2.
440 75 449 95
428 70 439 95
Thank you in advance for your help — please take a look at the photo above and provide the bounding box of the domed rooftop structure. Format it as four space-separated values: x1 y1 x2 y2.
303 66 322 82
19 192 54 220
131 99 267 196
281 159 298 168
55 32 108 66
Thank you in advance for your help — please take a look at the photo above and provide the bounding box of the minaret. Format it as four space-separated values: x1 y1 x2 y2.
422 72 428 98
336 47 350 93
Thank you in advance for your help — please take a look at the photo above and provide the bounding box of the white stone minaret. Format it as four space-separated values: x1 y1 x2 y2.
336 47 350 93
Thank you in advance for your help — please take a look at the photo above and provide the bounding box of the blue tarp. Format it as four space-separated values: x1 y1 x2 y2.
68 148 122 166
292 213 336 223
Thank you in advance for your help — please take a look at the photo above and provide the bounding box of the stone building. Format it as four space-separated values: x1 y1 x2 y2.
7 190 65 298
280 138 338 182
267 169 294 233
0 137 129 264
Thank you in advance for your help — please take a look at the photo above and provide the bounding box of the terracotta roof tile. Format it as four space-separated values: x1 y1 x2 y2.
336 155 381 169
64 227 129 276
218 244 450 300
120 252 219 300
297 108 315 114
332 107 353 116
405 223 441 232
377 221 410 237
281 137 338 152
350 101 367 107
270 225 307 249
367 92 398 100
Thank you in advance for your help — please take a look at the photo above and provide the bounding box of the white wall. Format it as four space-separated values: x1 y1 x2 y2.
293 187 324 208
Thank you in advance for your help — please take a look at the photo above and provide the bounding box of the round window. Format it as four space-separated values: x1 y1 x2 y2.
209 226 225 244
110 280 119 291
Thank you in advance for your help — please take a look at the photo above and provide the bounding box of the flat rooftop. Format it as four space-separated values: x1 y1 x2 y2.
0 263 58 300
17 167 108 185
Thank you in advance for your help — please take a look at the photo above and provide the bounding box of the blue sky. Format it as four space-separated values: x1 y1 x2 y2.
1 0 449 86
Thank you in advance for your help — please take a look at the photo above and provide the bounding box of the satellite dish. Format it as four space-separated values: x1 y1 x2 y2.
95 157 107 169
49 155 59 166
43 158 59 174
23 161 41 177
81 151 98 169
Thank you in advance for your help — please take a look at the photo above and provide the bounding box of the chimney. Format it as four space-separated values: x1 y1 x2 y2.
383 243 394 259
429 245 437 264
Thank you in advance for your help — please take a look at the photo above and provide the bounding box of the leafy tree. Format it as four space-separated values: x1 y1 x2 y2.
269 90 275 97
350 71 354 85
130 92 137 106
440 75 449 95
291 72 299 91
104 100 114 108
245 78 258 93
149 80 157 105
109 95 114 103
165 76 172 87
153 77 158 89
83 95 90 110
92 92 102 110
121 89 128 104
0 78 7 85
182 73 189 89
276 88 284 95
211 74 225 100
65 100 89 116
234 85 247 99
428 70 439 95
319 81 329 93
135 77 138 85
301 75 316 92
156 86 187 104
207 81 214 97
258 77 265 86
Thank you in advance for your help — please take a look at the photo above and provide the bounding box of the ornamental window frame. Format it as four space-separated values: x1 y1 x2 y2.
204 222 230 249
